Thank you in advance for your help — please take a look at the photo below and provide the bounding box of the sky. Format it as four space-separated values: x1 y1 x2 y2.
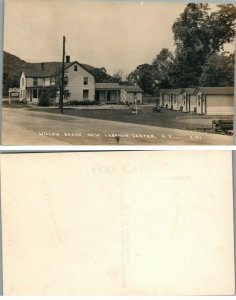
4 0 235 76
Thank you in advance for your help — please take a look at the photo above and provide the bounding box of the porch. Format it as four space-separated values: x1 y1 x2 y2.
95 83 121 104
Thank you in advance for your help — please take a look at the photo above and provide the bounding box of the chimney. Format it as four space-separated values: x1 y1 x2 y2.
66 55 70 63
41 63 44 71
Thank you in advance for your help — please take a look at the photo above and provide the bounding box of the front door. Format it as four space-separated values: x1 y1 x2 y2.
187 95 190 113
107 91 111 102
201 99 205 114
30 89 32 102
95 90 99 102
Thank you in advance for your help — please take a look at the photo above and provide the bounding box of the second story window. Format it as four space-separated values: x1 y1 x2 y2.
64 76 68 85
84 77 88 85
74 65 78 71
50 77 55 85
33 78 38 86
22 78 24 87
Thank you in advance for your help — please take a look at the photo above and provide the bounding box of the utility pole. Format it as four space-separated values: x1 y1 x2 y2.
59 36 66 114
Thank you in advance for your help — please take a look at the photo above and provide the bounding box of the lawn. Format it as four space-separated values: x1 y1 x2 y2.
27 105 233 133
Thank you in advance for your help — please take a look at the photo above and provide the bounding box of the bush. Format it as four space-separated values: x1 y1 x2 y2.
38 98 50 106
66 100 99 106
38 87 56 106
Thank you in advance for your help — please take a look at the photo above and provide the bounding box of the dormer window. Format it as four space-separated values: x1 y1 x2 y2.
33 78 38 86
74 65 78 71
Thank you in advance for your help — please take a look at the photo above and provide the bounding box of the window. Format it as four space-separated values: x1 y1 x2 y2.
84 77 88 85
64 90 71 99
33 89 38 98
198 100 200 106
198 95 201 100
74 65 78 71
83 89 89 99
33 78 38 86
22 78 24 87
64 76 69 85
50 77 55 85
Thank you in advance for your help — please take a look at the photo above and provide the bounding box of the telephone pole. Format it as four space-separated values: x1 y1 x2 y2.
59 36 66 114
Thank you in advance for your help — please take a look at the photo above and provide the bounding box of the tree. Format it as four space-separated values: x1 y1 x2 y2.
152 48 174 88
171 3 236 87
199 52 235 86
92 67 113 82
127 64 155 95
112 70 124 83
209 4 236 53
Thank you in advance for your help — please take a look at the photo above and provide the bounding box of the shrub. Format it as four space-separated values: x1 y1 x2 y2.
67 100 99 106
38 87 56 106
38 98 50 106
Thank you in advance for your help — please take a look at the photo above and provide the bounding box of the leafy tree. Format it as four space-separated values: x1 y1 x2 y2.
128 64 155 95
200 52 235 86
92 67 114 82
171 3 236 87
112 70 123 83
209 4 236 53
152 48 174 88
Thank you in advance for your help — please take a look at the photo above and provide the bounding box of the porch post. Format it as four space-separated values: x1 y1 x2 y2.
105 91 108 102
116 90 119 103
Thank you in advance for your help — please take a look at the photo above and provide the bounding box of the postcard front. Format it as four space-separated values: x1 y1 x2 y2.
2 0 235 145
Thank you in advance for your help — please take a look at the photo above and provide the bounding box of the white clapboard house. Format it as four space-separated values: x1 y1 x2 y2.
19 58 143 105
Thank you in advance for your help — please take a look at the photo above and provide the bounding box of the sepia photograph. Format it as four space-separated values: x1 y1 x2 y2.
2 0 236 145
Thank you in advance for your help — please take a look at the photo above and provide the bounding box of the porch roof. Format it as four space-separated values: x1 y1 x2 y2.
121 85 143 93
160 88 183 95
182 88 197 95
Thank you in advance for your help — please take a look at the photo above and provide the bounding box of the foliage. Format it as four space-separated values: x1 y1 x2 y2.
67 100 99 106
38 87 56 106
170 3 236 87
92 67 114 82
112 70 124 83
127 64 155 95
199 52 235 86
152 48 174 89
3 51 26 96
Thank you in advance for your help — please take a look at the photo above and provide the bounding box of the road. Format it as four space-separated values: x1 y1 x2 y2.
2 108 233 145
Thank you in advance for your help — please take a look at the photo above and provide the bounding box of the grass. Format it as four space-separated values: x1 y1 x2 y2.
27 105 233 133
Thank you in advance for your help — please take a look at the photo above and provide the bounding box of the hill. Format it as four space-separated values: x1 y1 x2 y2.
3 51 27 96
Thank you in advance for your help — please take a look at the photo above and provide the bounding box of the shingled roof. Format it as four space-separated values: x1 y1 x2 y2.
196 87 234 95
182 88 197 95
121 85 143 93
160 88 183 95
23 61 97 78
95 83 121 90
